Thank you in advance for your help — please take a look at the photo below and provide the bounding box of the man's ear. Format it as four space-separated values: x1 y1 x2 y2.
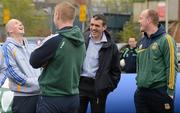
103 25 107 31
57 12 60 20
54 11 59 20
8 28 13 34
147 17 151 24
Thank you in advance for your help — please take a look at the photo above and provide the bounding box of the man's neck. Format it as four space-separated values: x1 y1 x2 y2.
11 34 24 44
146 26 158 38
58 21 73 29
92 37 102 42
130 47 134 49
91 32 104 42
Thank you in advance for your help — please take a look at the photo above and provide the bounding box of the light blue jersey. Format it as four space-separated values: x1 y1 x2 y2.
2 37 41 96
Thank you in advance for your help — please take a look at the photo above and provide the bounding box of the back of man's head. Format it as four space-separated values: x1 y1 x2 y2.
147 9 159 26
55 1 76 22
5 19 16 33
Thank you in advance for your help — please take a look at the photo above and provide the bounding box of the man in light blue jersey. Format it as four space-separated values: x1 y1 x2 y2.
0 46 6 87
3 19 40 113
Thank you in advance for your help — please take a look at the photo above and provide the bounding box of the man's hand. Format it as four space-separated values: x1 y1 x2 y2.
169 95 173 99
42 62 48 68
120 59 125 67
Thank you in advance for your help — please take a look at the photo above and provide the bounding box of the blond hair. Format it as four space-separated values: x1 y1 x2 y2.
55 1 76 22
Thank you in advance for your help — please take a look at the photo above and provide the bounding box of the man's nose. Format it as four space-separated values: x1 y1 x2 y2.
91 25 96 30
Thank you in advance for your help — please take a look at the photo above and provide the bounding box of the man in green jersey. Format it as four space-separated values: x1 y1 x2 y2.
134 9 178 113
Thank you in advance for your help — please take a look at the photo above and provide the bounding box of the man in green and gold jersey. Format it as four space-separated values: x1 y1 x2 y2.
134 9 178 113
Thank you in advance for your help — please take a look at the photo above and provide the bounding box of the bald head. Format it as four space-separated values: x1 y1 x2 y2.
139 9 159 33
6 19 18 33
141 9 159 26
5 19 24 36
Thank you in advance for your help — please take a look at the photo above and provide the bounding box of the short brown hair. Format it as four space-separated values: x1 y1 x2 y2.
55 1 76 22
92 14 107 26
147 9 159 26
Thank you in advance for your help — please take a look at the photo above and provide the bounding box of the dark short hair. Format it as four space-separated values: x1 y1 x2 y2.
92 14 107 26
147 9 159 26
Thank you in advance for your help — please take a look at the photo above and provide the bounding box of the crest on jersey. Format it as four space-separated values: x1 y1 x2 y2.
152 42 158 50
